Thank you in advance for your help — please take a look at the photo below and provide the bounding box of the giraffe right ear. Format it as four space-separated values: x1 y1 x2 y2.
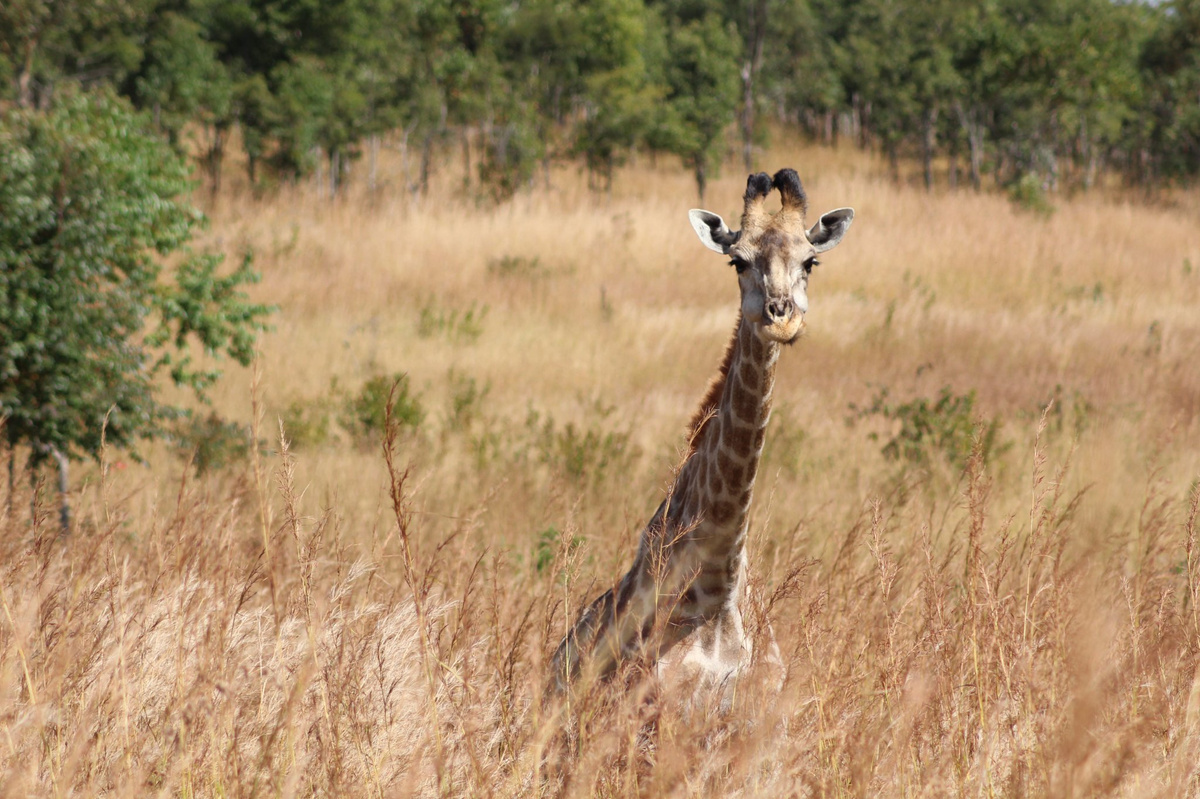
688 209 739 254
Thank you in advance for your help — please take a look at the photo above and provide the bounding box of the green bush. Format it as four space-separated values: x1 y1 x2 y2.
851 386 1003 472
0 89 272 466
487 254 545 279
532 526 585 577
342 373 424 444
417 299 488 344
525 408 634 485
1008 173 1055 215
446 370 491 430
280 396 333 449
175 412 253 475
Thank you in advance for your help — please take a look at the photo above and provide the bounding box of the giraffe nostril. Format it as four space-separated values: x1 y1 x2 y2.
765 298 793 322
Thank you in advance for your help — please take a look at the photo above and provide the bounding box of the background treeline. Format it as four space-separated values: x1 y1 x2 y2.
3 0 1199 200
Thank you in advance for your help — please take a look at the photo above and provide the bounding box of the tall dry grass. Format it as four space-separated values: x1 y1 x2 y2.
3 135 1200 796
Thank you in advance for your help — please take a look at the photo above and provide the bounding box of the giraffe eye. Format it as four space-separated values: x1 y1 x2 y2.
803 257 819 274
729 257 750 273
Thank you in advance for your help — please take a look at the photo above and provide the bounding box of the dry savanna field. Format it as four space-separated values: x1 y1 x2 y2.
3 137 1200 797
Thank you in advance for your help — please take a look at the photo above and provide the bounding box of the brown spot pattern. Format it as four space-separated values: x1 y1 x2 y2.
711 500 736 524
725 424 753 454
707 465 724 496
739 360 758 387
732 382 758 423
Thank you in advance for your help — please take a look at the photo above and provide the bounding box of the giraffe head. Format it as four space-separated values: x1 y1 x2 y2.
688 169 854 344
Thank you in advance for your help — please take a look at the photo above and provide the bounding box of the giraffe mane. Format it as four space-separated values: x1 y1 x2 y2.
685 313 742 456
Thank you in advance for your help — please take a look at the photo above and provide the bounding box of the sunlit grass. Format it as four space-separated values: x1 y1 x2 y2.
2 133 1199 796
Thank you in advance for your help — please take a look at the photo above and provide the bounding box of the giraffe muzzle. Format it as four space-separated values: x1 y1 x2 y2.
760 297 805 343
764 297 793 323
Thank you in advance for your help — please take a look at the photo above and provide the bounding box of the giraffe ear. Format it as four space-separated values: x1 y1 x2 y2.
688 209 739 254
807 207 854 253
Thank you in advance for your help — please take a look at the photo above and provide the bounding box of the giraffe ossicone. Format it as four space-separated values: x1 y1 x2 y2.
551 168 854 700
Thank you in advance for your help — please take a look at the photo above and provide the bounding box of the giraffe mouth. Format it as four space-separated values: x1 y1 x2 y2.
760 316 806 344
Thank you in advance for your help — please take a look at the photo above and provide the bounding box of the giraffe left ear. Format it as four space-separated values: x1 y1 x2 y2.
689 209 740 254
807 208 855 253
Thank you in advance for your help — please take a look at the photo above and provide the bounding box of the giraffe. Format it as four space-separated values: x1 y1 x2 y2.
550 168 854 699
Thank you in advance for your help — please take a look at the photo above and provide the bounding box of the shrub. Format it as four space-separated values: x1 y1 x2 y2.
525 408 634 485
417 299 488 344
342 373 423 444
851 386 1004 473
1008 172 1055 214
0 90 272 466
487 254 545 279
280 396 333 449
446 371 491 430
175 412 253 474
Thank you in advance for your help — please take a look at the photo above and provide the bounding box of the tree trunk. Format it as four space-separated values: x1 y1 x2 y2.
17 36 39 109
922 106 939 191
851 94 864 147
461 127 472 188
6 450 13 521
740 61 755 171
738 0 769 171
399 127 411 193
330 148 340 200
419 134 434 196
1080 116 1099 190
207 124 226 201
49 446 69 534
957 102 984 192
694 156 707 205
369 134 379 194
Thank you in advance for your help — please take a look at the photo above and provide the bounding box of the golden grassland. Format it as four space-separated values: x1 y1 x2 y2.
3 135 1200 796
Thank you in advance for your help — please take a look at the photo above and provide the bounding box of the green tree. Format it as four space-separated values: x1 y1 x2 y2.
572 0 664 192
0 91 273 524
1135 0 1200 183
660 12 741 202
131 8 234 193
0 0 153 107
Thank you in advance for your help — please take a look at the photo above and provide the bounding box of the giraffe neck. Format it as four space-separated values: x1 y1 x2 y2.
548 314 781 689
674 314 779 564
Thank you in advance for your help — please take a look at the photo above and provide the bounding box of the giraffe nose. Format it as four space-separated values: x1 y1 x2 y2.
764 297 793 322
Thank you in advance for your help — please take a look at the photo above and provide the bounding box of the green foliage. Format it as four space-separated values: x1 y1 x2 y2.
342 372 424 444
417 299 489 344
658 11 742 201
1040 385 1093 440
1007 173 1056 214
851 386 1004 473
0 89 273 464
5 0 1200 196
570 0 664 191
446 371 492 430
175 412 253 475
525 408 635 485
132 11 232 147
532 525 584 575
479 105 544 200
488 254 546 279
280 396 335 450
0 0 151 108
